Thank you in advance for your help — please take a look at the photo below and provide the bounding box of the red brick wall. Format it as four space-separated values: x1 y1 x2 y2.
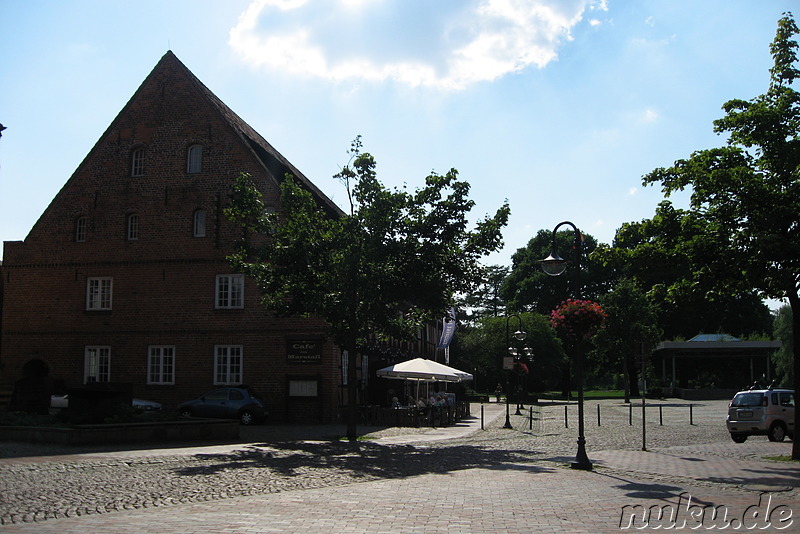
1 53 342 422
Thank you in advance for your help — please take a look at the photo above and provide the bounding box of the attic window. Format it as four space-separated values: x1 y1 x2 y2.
187 144 203 173
75 216 87 242
131 148 145 177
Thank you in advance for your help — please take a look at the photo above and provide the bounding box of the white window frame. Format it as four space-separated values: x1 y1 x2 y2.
84 346 111 383
131 148 145 177
187 144 203 173
86 277 113 310
127 213 139 241
193 209 206 237
75 216 87 242
147 345 175 385
215 274 244 309
214 345 243 385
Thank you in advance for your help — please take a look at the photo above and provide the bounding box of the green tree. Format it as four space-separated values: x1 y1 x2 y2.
593 278 662 401
457 313 565 395
594 201 772 339
225 138 510 440
642 14 800 458
502 229 611 314
459 264 508 323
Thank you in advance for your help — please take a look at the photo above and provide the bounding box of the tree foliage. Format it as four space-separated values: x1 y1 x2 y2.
593 279 662 400
458 264 508 323
456 312 565 393
641 14 800 458
593 201 772 338
501 229 611 314
224 137 510 439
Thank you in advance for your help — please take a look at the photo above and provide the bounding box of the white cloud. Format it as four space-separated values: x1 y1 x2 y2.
229 0 604 90
641 108 658 124
628 187 638 196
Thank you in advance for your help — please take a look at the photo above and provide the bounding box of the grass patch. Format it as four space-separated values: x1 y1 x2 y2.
764 455 800 462
540 390 627 400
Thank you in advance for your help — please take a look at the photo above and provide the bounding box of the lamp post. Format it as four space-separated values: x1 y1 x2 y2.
503 315 526 429
541 220 592 471
514 348 533 415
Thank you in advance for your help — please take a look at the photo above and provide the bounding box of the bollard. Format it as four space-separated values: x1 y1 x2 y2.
690 403 694 425
629 403 632 426
659 405 663 426
529 406 533 430
597 403 601 426
565 405 568 428
481 403 484 430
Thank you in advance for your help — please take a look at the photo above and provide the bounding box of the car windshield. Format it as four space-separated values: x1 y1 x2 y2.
731 393 764 407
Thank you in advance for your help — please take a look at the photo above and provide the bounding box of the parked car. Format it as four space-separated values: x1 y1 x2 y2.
726 386 795 443
50 395 162 411
178 387 267 425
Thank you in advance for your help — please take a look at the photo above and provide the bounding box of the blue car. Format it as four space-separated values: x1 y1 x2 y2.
178 387 267 425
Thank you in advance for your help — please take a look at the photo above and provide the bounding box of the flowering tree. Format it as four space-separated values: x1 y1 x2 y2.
550 299 607 340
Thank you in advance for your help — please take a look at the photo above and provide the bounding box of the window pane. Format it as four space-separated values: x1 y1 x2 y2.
194 210 206 237
148 346 175 384
85 346 111 383
76 217 87 242
215 275 244 309
131 149 144 176
214 345 243 384
87 277 113 310
127 214 139 240
187 145 202 173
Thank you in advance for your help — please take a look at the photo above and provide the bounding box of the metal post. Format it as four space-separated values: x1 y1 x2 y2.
481 403 484 430
659 405 663 426
641 389 647 452
690 404 694 425
565 405 568 428
597 403 600 426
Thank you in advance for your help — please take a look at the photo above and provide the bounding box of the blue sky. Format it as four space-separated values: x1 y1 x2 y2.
1 1 795 277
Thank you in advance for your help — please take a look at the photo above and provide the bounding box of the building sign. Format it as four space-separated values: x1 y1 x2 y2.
287 339 322 363
289 379 319 397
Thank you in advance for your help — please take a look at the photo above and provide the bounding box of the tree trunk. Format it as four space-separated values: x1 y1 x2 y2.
627 356 640 398
344 340 359 442
788 291 800 461
561 362 571 399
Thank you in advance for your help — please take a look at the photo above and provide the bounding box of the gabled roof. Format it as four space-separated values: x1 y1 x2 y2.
156 51 343 218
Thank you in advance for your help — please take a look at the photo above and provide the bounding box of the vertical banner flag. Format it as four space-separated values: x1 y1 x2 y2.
437 307 457 349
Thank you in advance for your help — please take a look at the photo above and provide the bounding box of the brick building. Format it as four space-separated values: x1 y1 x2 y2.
1 51 445 423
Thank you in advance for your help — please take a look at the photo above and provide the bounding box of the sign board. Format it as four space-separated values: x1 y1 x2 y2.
503 356 514 371
289 379 319 397
287 339 322 363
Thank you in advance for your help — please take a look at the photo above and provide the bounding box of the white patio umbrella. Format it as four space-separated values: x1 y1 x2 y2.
376 358 473 383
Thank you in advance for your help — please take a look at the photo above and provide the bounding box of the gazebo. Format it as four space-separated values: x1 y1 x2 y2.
652 334 782 399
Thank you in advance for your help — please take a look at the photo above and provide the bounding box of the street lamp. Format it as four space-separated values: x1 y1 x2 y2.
514 347 534 414
503 315 526 429
540 220 592 471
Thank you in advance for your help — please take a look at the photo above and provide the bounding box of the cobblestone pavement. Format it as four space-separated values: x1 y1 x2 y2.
0 399 797 532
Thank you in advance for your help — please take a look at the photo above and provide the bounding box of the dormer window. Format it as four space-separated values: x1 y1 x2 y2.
187 144 203 173
131 148 145 177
